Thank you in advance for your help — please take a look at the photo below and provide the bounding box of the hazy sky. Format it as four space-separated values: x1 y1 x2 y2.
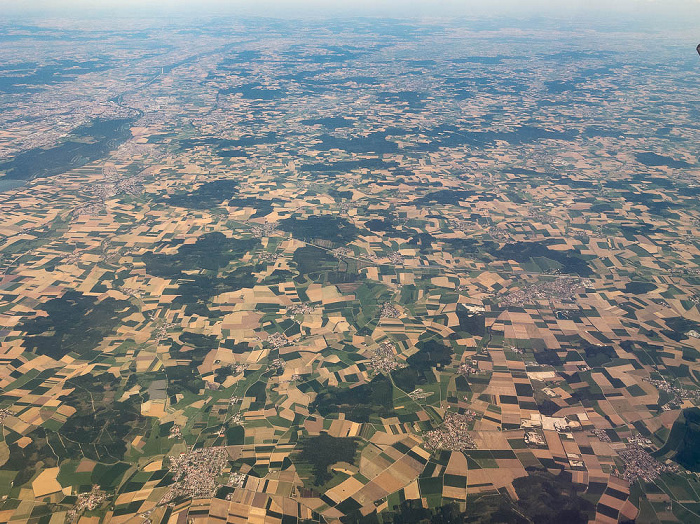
2 0 700 20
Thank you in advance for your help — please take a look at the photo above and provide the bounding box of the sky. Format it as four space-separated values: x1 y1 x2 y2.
2 0 700 21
